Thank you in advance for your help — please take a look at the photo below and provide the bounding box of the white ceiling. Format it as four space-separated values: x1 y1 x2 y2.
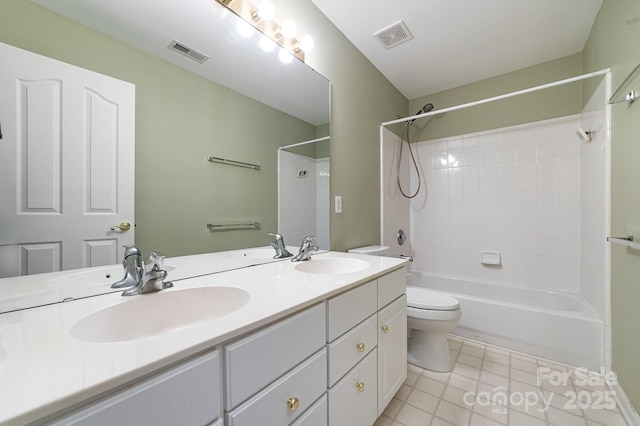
311 0 603 100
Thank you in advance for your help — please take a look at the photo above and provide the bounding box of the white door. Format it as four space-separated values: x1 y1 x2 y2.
0 42 135 278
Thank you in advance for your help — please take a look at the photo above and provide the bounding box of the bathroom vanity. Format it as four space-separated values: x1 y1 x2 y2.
0 250 407 425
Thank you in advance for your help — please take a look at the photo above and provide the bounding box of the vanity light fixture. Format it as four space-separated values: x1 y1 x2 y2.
215 0 314 62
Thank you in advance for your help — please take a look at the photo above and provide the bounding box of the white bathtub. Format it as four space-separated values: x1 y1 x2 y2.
407 272 603 370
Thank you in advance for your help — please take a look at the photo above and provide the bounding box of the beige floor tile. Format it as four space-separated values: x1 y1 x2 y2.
458 352 484 368
415 375 447 397
546 406 588 426
373 414 394 426
395 384 412 401
461 345 485 359
442 384 471 409
449 373 479 393
406 388 439 414
422 368 452 384
511 357 539 374
395 403 433 426
431 418 456 426
483 351 509 366
479 370 509 389
511 368 540 386
405 370 420 387
436 400 472 425
482 360 509 377
582 406 628 426
454 362 482 381
509 409 547 426
382 398 404 418
470 412 505 425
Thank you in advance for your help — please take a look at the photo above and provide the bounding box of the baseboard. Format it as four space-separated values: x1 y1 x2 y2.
611 381 640 425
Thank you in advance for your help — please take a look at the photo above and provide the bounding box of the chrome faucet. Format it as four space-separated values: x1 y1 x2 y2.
111 245 142 288
122 252 173 296
291 236 319 262
268 233 293 258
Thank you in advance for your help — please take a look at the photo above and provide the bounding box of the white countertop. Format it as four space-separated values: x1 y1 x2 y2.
0 250 406 425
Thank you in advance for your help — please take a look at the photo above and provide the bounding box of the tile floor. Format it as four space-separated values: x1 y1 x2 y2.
374 335 628 426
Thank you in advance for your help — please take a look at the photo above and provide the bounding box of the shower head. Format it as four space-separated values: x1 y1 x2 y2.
417 103 435 114
407 103 435 124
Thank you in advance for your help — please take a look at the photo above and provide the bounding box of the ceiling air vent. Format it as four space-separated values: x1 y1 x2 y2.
167 40 209 64
373 20 413 50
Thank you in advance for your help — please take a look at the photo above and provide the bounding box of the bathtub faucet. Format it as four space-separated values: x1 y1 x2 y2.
400 254 414 262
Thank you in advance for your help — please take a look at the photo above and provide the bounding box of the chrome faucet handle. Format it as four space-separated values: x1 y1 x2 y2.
268 233 293 258
121 251 173 296
111 245 142 288
292 236 319 262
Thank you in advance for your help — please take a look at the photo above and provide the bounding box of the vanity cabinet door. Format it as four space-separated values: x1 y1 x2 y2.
290 394 328 426
327 313 377 387
48 350 221 426
327 350 377 426
377 268 406 309
326 280 376 341
377 294 408 415
225 302 325 410
226 349 327 426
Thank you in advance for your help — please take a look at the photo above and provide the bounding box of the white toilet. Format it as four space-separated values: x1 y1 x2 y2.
348 245 462 372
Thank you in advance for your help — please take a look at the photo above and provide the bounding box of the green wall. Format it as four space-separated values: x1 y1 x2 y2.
583 0 640 410
409 54 584 140
0 0 317 257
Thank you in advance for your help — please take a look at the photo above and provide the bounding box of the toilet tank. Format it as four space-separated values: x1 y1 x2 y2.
347 245 389 256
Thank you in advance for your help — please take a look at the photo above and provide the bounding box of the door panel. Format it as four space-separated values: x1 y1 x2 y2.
0 42 135 278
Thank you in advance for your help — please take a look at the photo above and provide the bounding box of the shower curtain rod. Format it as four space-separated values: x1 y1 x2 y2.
279 135 330 150
381 68 611 127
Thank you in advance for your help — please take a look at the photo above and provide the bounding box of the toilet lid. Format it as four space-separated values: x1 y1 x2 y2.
406 286 460 311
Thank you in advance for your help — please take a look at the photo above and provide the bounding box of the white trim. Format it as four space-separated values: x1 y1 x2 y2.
381 68 611 127
610 380 640 425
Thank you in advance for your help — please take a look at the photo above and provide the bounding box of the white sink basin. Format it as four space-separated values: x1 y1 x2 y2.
294 258 370 275
70 286 250 342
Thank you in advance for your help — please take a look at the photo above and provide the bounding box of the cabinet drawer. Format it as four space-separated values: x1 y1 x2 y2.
327 314 377 387
50 350 221 426
225 303 325 409
378 267 406 309
328 350 378 426
290 394 327 426
326 280 376 342
226 349 327 426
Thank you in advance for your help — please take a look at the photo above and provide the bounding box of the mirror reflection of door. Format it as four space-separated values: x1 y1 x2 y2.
0 43 135 278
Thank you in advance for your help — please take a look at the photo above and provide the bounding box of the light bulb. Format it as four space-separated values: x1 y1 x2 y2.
278 49 294 64
257 0 275 21
259 35 276 52
236 19 254 38
210 1 228 19
299 35 314 52
279 19 296 38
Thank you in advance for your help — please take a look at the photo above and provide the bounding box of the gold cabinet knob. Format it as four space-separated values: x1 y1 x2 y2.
356 342 365 352
110 221 131 232
287 397 300 412
381 325 389 333
356 382 365 392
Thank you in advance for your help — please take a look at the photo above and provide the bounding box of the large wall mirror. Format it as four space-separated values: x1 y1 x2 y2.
0 0 330 310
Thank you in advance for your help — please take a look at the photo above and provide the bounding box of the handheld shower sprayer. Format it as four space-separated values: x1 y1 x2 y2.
407 103 435 124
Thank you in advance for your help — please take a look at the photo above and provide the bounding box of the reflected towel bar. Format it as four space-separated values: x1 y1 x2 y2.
607 235 640 250
207 222 261 231
207 155 261 170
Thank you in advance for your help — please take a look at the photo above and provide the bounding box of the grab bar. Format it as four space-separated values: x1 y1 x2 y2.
207 222 261 230
206 155 260 170
607 235 640 250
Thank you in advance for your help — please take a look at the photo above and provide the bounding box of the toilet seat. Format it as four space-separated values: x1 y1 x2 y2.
406 286 459 311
